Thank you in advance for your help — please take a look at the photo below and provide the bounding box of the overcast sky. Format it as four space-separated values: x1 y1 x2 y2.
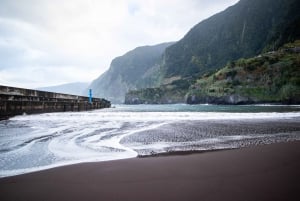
0 0 239 89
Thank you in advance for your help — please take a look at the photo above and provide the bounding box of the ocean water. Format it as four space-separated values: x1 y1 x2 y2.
0 104 300 177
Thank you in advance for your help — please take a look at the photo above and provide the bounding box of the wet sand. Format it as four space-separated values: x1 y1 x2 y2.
122 119 300 155
1 141 299 201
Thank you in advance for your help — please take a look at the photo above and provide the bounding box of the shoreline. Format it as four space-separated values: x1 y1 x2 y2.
1 117 300 178
1 141 299 201
137 147 235 158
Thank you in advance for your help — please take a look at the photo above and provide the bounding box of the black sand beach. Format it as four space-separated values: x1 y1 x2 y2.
1 141 299 201
121 119 300 155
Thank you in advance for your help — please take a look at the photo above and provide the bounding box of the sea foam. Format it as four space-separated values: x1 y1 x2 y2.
1 105 300 177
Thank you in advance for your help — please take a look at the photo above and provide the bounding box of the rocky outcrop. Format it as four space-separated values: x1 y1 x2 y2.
186 94 255 105
185 41 300 105
125 87 186 104
125 41 300 105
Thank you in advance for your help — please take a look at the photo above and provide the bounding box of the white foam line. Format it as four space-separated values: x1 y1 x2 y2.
10 111 300 122
116 122 168 155
2 110 300 178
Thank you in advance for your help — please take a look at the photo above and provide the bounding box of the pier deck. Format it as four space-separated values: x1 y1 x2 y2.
0 85 111 120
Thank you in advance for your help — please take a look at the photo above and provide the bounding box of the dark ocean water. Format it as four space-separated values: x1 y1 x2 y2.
111 104 300 113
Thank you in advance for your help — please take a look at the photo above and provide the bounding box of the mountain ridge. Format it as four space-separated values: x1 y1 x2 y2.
124 0 300 104
88 42 174 103
125 41 300 104
90 0 300 104
161 0 299 79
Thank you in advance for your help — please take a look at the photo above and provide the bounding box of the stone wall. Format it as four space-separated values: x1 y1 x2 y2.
0 85 111 120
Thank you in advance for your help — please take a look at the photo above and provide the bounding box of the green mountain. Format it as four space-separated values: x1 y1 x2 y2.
88 42 174 103
186 41 300 104
126 41 300 104
162 0 300 79
125 0 300 104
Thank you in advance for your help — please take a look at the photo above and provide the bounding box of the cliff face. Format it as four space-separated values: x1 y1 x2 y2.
125 83 188 104
161 0 300 79
88 42 174 103
186 41 300 105
124 0 300 105
125 41 300 105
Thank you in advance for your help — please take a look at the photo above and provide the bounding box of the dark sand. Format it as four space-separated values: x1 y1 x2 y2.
121 119 300 155
1 141 300 201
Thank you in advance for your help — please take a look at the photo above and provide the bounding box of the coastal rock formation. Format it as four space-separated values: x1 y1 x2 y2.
85 0 300 105
123 0 300 105
186 42 300 105
186 94 255 105
125 86 186 104
125 41 300 105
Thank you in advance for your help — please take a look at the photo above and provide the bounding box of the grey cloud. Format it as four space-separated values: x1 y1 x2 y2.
0 0 239 88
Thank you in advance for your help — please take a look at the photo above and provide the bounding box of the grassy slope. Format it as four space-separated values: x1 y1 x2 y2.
187 41 300 104
126 41 300 104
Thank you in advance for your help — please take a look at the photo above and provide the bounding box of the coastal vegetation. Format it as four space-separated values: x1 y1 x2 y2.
186 41 300 104
125 41 300 104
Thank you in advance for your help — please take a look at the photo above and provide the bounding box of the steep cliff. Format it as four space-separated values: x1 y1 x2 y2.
125 0 300 104
186 41 300 104
125 41 300 105
162 0 300 79
89 42 174 103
